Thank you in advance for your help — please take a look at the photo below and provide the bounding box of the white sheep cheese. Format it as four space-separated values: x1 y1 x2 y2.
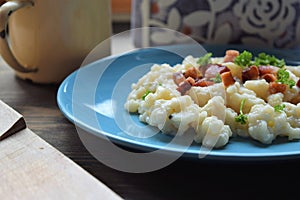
146 95 200 134
267 93 284 107
248 104 300 144
226 82 265 113
187 83 226 107
244 79 269 101
283 102 300 128
194 116 232 148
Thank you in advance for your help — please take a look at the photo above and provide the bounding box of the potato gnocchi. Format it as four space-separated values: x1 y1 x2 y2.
125 50 300 148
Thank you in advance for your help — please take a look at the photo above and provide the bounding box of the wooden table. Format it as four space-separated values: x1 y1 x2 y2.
1 25 300 200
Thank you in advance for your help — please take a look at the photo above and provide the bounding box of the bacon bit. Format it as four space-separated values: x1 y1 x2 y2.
221 71 235 87
291 95 300 104
242 66 259 82
173 72 185 86
184 67 201 79
269 82 287 94
262 74 277 83
204 64 229 80
297 79 300 88
223 50 240 62
219 66 230 74
204 64 220 79
258 65 278 76
194 79 214 87
186 77 195 85
177 80 192 95
198 64 211 77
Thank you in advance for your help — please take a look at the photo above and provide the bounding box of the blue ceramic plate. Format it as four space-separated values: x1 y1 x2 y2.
57 44 300 161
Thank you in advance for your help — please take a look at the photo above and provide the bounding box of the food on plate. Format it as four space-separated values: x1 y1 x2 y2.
124 49 300 148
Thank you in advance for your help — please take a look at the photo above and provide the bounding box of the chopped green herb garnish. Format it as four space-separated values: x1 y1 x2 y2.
197 52 212 66
254 53 285 68
234 51 285 69
235 99 248 125
276 68 296 88
142 90 152 100
234 50 253 68
274 104 286 112
211 73 222 83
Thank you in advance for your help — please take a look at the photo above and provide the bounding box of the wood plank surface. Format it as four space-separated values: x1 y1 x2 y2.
0 98 122 199
0 127 122 200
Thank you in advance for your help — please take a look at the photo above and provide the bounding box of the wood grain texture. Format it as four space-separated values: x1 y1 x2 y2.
0 128 122 200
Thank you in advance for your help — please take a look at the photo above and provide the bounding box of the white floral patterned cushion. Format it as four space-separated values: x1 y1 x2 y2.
132 0 300 49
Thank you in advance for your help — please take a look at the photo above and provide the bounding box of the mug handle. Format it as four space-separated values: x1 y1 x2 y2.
0 0 36 73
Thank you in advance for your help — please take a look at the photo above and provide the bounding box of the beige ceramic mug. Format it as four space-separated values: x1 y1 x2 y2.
0 0 111 83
